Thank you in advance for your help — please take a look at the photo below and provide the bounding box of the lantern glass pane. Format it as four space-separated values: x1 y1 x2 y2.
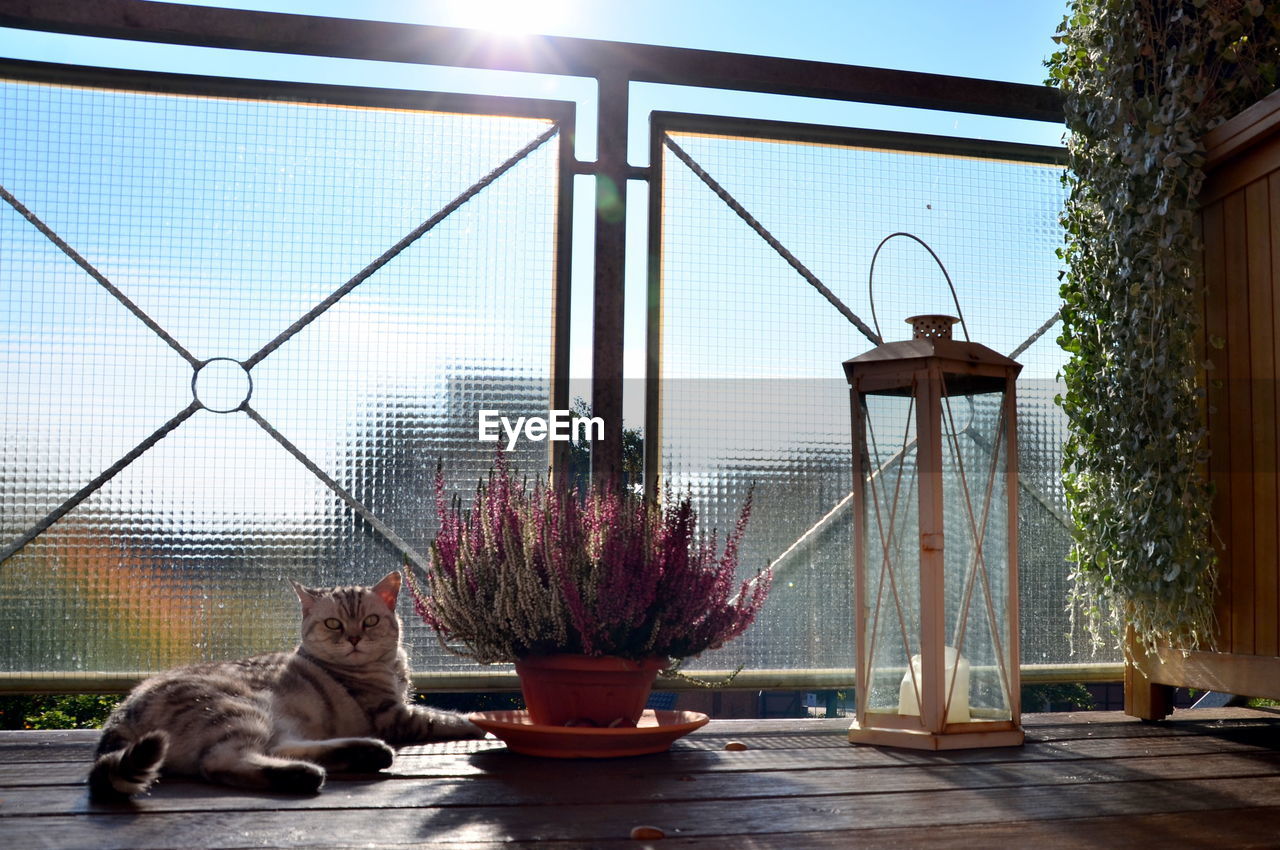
858 392 922 716
940 389 1013 721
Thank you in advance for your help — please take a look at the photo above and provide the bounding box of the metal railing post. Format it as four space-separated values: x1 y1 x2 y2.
590 69 628 487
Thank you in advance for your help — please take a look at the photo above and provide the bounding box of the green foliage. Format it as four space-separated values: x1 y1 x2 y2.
565 397 644 494
1021 682 1095 712
0 694 120 730
1047 0 1280 653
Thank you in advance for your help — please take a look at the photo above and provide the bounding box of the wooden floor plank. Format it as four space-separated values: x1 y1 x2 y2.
4 775 1280 850
4 724 1278 789
3 708 1270 753
515 808 1280 850
0 709 1275 848
5 728 1276 790
5 750 1280 818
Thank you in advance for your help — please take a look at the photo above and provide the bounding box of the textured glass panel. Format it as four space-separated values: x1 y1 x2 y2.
1 74 562 676
658 123 1115 674
940 391 1012 720
861 393 919 714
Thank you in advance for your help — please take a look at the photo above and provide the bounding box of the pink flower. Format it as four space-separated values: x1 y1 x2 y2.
405 457 771 664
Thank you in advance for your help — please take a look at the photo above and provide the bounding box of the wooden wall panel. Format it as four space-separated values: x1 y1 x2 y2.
1131 92 1280 718
1200 110 1280 659
1202 199 1232 649
1249 178 1279 658
1269 172 1280 655
1222 190 1255 656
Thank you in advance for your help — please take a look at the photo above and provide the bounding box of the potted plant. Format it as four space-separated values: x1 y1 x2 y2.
1048 1 1280 658
1049 1 1280 717
405 455 771 728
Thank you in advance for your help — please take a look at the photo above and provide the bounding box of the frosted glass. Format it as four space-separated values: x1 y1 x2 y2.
0 72 564 675
657 122 1116 673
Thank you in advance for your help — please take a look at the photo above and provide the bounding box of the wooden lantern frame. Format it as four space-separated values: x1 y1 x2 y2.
844 329 1024 750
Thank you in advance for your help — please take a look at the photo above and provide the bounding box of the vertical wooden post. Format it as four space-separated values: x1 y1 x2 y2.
916 368 946 734
549 115 574 480
643 113 664 498
590 69 628 488
1124 628 1174 721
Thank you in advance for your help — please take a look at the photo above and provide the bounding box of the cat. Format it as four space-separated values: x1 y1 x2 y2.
88 570 483 800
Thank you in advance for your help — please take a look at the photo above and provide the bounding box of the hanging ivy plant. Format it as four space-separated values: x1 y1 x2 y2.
1047 0 1280 653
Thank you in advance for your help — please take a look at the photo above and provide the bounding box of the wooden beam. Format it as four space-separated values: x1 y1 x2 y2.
1135 645 1280 701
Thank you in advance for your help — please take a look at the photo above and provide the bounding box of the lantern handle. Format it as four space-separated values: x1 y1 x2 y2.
867 233 971 343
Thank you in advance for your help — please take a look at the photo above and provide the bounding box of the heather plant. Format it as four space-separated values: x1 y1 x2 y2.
406 456 771 665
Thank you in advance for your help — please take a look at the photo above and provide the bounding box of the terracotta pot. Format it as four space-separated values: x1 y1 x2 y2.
514 654 667 727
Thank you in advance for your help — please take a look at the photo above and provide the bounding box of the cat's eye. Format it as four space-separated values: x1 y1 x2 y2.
323 618 342 631
362 614 380 628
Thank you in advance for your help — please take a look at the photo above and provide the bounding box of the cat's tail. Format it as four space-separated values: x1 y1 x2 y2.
88 731 169 801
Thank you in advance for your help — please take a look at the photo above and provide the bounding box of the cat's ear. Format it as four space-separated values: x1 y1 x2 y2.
372 571 401 611
290 580 319 617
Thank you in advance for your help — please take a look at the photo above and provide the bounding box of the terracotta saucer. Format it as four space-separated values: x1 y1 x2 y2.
468 709 709 758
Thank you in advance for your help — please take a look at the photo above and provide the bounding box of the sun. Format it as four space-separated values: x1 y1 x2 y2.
467 0 574 37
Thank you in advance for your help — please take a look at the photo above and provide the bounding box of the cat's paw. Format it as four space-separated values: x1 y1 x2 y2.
327 740 395 772
462 718 489 739
436 711 488 739
264 761 326 795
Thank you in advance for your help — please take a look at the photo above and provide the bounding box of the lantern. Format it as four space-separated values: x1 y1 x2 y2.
845 314 1023 749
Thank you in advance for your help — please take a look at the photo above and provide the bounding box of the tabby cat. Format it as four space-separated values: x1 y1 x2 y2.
88 571 482 800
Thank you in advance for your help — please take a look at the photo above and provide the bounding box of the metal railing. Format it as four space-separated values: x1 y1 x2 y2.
0 0 1112 691
0 0 1064 486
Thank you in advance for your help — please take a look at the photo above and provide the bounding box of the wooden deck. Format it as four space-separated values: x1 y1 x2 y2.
1 707 1278 848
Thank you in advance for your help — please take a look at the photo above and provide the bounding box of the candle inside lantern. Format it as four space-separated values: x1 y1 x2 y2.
898 646 971 724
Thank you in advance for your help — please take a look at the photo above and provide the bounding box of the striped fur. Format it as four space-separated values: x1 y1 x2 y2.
89 571 481 801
